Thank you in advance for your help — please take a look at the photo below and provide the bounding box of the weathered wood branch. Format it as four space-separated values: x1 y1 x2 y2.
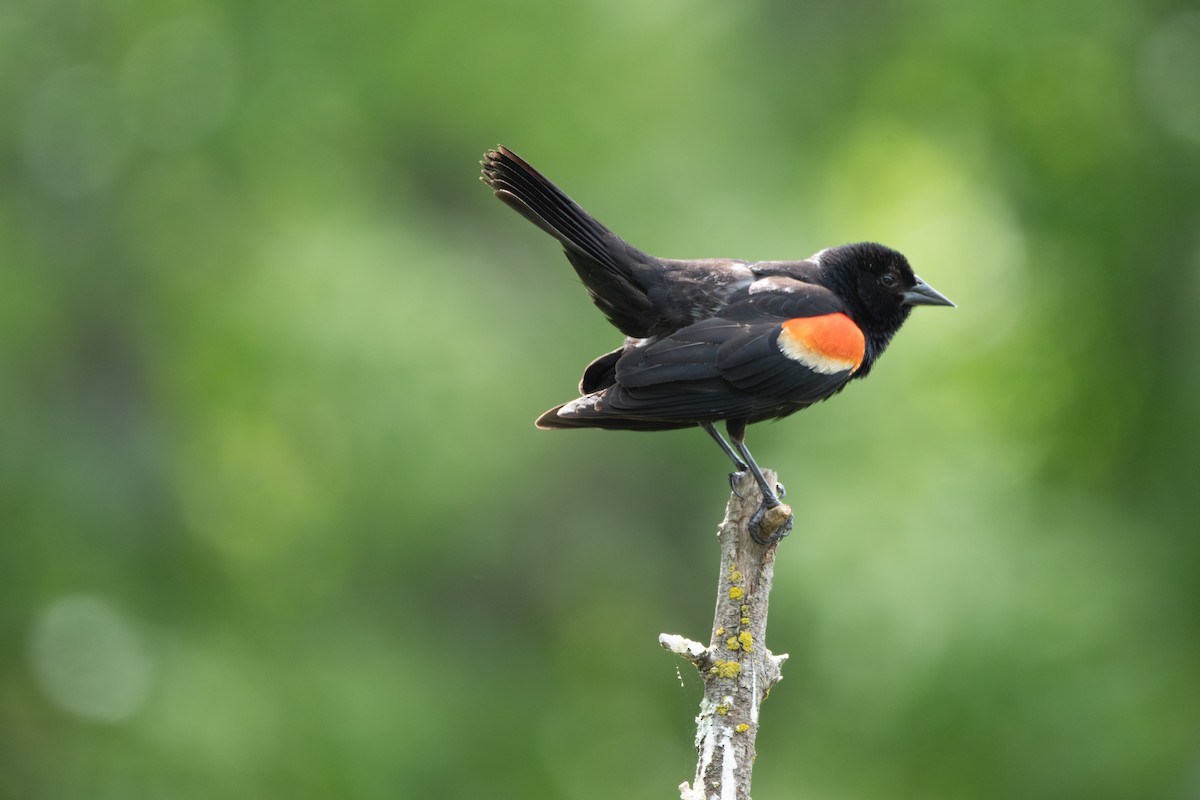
660 470 791 800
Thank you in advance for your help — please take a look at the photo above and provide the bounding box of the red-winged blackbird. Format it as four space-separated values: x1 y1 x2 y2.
481 145 953 541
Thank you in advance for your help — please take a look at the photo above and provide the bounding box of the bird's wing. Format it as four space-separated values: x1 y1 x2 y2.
605 285 866 420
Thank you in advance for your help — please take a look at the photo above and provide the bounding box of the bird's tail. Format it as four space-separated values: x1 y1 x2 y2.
481 146 657 337
535 396 693 432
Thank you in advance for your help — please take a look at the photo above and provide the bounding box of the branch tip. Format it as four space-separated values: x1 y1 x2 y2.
659 633 709 662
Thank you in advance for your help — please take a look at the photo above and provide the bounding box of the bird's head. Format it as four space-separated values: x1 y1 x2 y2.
814 242 954 340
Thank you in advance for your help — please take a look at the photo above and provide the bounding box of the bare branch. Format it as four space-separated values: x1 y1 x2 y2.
660 470 790 800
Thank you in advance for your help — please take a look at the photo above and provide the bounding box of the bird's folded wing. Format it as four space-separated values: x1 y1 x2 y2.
606 311 856 419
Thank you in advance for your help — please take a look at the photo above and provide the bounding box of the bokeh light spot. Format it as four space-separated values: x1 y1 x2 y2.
177 413 326 562
120 17 238 151
1139 10 1200 143
29 594 155 723
21 66 132 197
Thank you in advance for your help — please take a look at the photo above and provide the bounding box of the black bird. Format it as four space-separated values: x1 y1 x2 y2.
480 146 953 542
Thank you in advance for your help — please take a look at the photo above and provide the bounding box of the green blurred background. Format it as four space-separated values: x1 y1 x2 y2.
3 0 1199 797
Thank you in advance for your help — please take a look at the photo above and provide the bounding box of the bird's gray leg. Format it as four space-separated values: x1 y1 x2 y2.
700 422 750 495
731 438 781 508
728 422 793 544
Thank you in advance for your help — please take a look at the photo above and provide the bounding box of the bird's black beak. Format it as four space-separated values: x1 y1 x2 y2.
902 278 955 308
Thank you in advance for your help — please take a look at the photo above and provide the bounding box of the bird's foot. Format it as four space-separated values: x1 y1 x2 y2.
728 470 748 497
748 501 793 545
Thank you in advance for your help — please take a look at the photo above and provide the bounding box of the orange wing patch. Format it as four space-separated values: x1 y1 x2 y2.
778 314 865 375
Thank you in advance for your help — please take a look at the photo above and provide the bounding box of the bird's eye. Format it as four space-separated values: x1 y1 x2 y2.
880 274 897 287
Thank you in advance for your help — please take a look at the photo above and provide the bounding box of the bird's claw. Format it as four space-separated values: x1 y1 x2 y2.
728 470 748 497
748 501 793 545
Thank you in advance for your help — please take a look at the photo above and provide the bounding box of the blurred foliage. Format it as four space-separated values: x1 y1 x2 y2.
2 0 1199 797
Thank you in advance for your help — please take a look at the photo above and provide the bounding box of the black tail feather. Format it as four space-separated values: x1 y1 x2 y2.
578 347 623 394
482 146 659 337
481 146 622 269
536 401 696 432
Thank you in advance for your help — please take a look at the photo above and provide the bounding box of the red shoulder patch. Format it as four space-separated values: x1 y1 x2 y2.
778 313 865 374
